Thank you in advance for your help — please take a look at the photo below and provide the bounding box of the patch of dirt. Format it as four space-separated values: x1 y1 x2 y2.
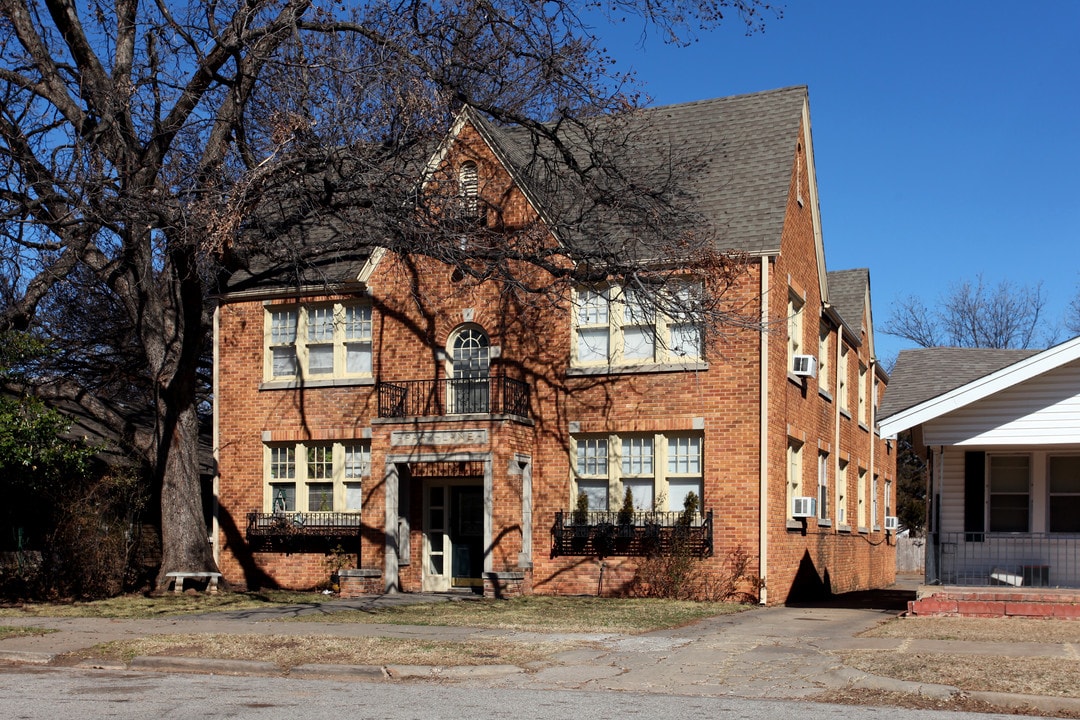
814 689 1080 719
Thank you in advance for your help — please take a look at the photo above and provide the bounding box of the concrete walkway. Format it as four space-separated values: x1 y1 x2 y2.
1 581 1078 716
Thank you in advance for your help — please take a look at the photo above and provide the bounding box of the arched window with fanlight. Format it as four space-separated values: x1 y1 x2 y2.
447 325 489 414
458 161 479 221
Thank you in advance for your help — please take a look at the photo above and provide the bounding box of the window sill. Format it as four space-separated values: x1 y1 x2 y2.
786 372 805 388
858 525 869 534
817 518 832 527
836 524 852 533
566 361 708 377
818 389 832 402
786 519 804 531
840 408 852 420
260 377 375 390
858 421 870 433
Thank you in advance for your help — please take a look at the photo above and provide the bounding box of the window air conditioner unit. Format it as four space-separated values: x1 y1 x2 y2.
884 516 899 531
792 497 816 518
792 355 818 378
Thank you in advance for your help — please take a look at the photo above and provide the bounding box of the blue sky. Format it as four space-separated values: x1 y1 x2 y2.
592 0 1080 365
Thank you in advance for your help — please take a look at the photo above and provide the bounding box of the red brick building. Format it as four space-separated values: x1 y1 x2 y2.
213 86 895 604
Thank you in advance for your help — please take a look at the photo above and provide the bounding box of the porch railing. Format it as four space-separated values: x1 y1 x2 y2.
377 375 530 418
933 531 1080 588
246 511 363 538
551 510 713 558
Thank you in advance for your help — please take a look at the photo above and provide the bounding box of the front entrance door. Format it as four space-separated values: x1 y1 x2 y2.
423 482 484 591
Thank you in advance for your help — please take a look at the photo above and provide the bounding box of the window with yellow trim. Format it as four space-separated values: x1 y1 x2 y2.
264 302 372 381
265 441 369 513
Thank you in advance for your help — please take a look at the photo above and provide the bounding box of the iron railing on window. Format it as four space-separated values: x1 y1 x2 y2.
551 510 713 558
246 511 363 538
377 375 530 418
933 531 1080 588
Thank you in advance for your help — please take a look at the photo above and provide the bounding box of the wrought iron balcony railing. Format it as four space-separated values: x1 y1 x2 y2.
377 375 530 418
551 510 713 558
246 511 363 538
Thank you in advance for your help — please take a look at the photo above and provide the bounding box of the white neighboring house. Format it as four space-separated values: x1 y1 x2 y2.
878 336 1080 589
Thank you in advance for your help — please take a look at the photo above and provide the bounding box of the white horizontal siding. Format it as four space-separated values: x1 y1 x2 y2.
938 449 965 534
924 361 1080 447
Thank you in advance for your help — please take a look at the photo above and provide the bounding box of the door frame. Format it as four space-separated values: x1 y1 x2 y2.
422 478 485 591
383 452 493 593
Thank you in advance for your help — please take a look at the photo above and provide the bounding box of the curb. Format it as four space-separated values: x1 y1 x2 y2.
290 664 387 680
967 690 1080 716
130 656 280 676
0 650 54 665
823 665 959 699
385 664 524 679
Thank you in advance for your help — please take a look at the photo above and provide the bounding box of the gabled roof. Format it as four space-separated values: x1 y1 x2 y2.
472 86 809 256
826 268 868 340
877 337 1080 437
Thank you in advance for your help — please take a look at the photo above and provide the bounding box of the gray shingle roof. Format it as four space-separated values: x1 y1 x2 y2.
477 86 808 256
877 347 1038 420
827 268 869 334
225 86 808 293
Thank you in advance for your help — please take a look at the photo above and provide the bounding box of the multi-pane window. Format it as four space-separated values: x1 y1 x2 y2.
1049 456 1080 533
572 433 703 513
988 455 1029 532
621 436 655 510
666 435 703 512
572 285 703 366
265 303 373 380
884 479 893 522
265 441 370 513
575 437 609 510
818 452 829 520
459 161 479 219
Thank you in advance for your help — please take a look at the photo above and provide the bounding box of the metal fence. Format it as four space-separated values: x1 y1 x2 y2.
934 532 1080 588
377 376 530 418
550 510 713 558
246 511 363 538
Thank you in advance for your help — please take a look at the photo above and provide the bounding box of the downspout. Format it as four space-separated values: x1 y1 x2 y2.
869 359 877 529
211 304 221 565
759 255 770 605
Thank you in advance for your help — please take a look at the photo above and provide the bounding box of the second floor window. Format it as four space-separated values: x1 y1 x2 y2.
265 302 372 381
572 284 703 367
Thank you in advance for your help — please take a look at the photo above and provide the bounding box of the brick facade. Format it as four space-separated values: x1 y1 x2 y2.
214 91 896 604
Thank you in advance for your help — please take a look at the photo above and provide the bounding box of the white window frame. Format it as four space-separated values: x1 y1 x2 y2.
838 344 849 413
817 451 829 520
264 302 373 381
1048 455 1080 533
572 432 703 514
264 441 370 513
884 479 893 522
571 284 703 367
988 454 1030 533
836 459 848 525
787 290 804 370
786 438 803 516
858 362 868 425
857 467 867 528
818 325 830 393
871 474 879 529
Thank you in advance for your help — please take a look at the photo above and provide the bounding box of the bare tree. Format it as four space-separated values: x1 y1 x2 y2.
0 0 777 589
1068 284 1080 336
884 274 1051 350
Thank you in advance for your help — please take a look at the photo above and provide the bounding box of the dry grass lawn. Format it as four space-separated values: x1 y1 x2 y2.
860 616 1080 644
842 616 1080 701
292 596 745 633
64 633 583 670
0 591 340 619
0 625 55 640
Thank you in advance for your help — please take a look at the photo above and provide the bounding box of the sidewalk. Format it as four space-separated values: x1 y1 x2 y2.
1 583 1078 716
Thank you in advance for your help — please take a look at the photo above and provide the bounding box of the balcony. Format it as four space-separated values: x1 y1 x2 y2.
551 510 713 558
377 375 530 419
247 512 363 539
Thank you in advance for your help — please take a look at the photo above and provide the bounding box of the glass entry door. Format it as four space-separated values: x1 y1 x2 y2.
423 482 484 591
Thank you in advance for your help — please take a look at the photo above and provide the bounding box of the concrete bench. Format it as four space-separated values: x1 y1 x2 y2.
166 571 223 594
